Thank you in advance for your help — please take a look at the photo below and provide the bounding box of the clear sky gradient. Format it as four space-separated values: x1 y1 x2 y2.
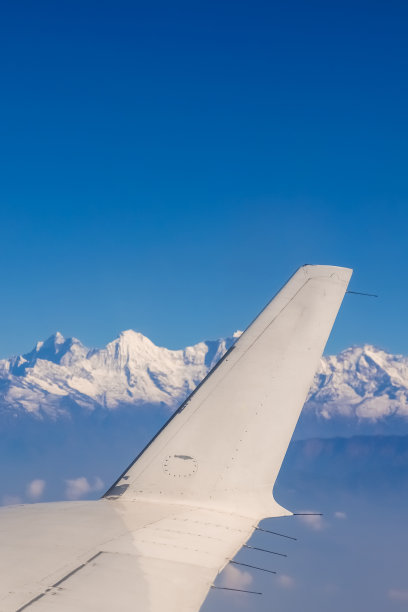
1 0 407 357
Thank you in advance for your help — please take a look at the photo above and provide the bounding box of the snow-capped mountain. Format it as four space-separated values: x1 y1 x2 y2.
307 345 408 419
1 331 408 432
0 331 238 417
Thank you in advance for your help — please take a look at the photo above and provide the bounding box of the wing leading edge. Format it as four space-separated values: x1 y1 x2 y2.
0 265 352 612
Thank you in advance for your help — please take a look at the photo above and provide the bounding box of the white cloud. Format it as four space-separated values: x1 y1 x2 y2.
334 511 347 520
219 564 253 590
26 479 46 501
2 494 22 506
297 512 325 531
65 477 90 500
64 476 104 500
389 589 408 602
277 574 295 589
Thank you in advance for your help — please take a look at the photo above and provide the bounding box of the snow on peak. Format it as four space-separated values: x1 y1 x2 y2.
307 344 408 421
0 331 237 417
0 332 408 428
118 329 152 343
114 329 157 356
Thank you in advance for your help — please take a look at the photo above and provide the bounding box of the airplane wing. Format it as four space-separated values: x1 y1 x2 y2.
0 264 352 611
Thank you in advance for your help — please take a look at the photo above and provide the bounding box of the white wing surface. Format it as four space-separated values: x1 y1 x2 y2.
0 265 352 612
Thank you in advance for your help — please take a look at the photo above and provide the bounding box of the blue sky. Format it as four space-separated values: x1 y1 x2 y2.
1 0 408 357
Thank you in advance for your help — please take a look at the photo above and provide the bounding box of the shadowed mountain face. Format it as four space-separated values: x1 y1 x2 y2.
0 331 408 438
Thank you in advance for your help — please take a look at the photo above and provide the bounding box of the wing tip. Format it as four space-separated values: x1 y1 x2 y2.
300 264 353 283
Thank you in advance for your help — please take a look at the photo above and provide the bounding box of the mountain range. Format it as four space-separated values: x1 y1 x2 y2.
1 332 406 612
1 330 408 436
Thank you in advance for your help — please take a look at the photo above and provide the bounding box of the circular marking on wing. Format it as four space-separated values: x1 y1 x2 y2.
163 454 198 477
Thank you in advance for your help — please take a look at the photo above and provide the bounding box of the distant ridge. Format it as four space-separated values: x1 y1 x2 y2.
1 332 408 435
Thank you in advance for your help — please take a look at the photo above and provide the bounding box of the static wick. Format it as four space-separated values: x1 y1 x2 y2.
211 586 262 595
230 560 277 575
347 291 378 298
293 513 323 516
244 544 287 557
255 526 297 541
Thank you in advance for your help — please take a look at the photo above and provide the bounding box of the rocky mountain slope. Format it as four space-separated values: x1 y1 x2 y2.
1 331 408 432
